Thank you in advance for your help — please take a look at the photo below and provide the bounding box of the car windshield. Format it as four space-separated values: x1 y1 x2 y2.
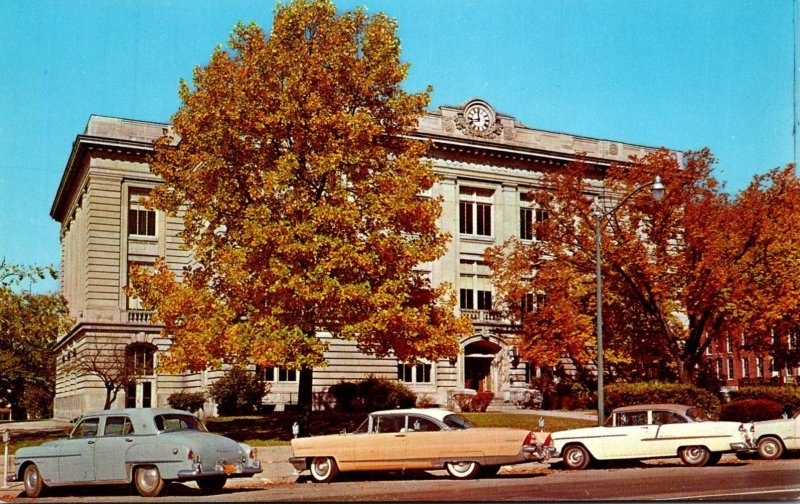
442 414 473 430
685 407 709 422
154 413 207 432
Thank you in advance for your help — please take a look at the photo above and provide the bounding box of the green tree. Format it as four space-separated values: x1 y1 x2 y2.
0 260 72 419
130 0 472 434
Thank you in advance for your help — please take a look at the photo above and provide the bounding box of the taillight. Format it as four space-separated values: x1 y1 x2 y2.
188 449 194 461
523 432 533 446
250 447 257 460
544 434 553 447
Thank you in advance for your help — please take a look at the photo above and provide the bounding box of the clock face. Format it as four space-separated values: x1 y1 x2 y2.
465 104 491 131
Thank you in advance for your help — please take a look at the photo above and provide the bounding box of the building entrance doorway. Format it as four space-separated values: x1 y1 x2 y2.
464 339 502 392
126 380 154 408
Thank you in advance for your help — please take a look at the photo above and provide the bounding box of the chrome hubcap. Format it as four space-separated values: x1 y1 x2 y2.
140 468 159 489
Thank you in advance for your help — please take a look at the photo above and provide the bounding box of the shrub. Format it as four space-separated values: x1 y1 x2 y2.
720 399 783 422
467 391 494 412
728 386 800 412
328 376 416 412
605 381 721 419
209 367 269 416
415 394 436 408
167 391 207 413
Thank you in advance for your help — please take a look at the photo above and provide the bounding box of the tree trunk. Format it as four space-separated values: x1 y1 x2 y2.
296 366 313 437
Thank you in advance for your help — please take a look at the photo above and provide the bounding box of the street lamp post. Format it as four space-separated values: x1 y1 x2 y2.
593 176 664 426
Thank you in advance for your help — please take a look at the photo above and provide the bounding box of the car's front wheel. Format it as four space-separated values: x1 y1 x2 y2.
757 436 785 460
562 444 591 470
309 456 339 483
679 446 711 466
23 463 46 498
134 465 166 497
445 461 480 480
197 476 227 494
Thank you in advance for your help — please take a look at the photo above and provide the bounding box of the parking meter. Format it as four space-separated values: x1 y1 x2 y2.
2 429 8 489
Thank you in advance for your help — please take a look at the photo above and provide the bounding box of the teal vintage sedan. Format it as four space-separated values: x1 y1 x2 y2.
7 408 262 497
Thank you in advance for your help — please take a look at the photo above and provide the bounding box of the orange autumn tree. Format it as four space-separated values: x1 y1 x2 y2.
129 0 471 434
487 149 800 383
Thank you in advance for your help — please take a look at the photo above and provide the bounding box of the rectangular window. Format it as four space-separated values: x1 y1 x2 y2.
715 359 723 379
128 192 156 237
397 363 432 384
477 290 492 311
127 262 154 310
726 335 733 353
789 331 798 350
261 366 297 382
459 201 473 234
459 288 474 310
756 357 764 378
459 188 493 237
742 357 750 378
727 357 735 380
520 208 548 241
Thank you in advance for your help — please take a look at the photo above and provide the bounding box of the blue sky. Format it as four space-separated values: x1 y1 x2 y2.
1 0 796 293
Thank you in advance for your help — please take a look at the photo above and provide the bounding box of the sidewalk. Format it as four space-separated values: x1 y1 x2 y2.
486 404 598 422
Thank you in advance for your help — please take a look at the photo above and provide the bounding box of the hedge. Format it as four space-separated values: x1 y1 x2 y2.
328 376 416 412
728 386 800 411
605 381 721 419
720 399 783 422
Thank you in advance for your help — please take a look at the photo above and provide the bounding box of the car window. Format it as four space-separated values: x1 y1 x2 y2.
407 415 441 432
354 417 371 434
442 414 473 430
653 411 687 425
685 408 709 422
375 415 405 434
617 411 648 426
72 417 100 438
104 416 135 436
154 414 207 432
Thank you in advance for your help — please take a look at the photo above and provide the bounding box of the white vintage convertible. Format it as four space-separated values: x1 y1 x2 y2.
752 409 800 459
547 403 755 470
7 408 262 498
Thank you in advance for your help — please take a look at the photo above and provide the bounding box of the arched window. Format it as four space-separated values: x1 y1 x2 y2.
126 343 156 376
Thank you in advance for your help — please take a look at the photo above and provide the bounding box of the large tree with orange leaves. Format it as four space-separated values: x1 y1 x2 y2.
130 0 471 434
486 147 800 384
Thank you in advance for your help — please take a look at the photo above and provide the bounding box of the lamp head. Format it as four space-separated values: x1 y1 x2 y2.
651 175 665 201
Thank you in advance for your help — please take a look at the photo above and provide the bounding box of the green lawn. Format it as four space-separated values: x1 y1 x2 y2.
206 410 596 447
7 410 596 450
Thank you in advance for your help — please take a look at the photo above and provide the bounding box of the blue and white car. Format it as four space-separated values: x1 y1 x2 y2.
8 408 262 497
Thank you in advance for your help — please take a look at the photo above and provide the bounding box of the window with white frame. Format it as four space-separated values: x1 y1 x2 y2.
727 356 735 380
397 363 432 384
459 261 492 311
715 358 723 379
520 207 548 241
741 333 747 348
770 356 776 375
128 191 156 238
726 334 733 353
789 331 798 350
127 262 153 310
756 357 764 378
741 357 750 378
259 366 298 383
459 188 493 237
521 292 546 315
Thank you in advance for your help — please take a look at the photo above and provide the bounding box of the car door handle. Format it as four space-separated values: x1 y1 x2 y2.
125 438 134 442
87 440 95 444
395 434 406 438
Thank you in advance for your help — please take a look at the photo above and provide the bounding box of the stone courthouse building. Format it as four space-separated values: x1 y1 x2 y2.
50 99 661 420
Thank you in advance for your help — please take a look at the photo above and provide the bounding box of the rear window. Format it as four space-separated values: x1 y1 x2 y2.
442 414 473 430
154 414 207 432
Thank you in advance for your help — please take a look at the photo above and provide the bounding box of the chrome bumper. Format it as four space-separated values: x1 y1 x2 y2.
176 459 262 479
729 442 753 452
289 456 308 472
523 444 557 462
